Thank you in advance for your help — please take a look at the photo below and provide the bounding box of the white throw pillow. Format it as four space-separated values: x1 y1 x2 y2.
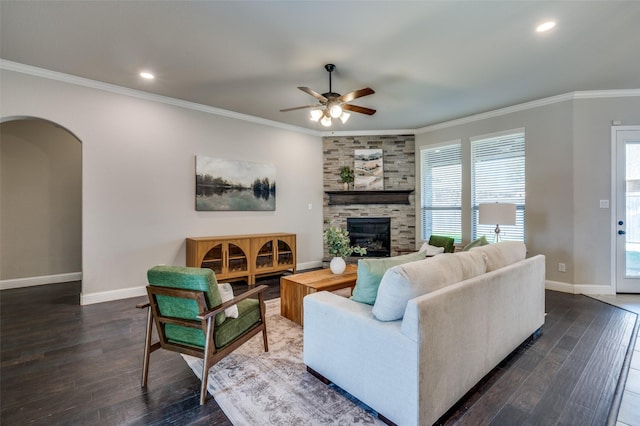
418 242 445 256
372 251 487 321
218 283 239 318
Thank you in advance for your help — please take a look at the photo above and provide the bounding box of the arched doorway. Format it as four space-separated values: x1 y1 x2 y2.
0 117 82 294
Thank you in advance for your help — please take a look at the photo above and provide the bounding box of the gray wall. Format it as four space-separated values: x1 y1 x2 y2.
572 97 640 286
1 68 324 303
416 96 640 291
0 119 82 280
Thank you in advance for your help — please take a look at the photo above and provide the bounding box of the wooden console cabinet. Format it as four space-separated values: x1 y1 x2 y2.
186 233 296 284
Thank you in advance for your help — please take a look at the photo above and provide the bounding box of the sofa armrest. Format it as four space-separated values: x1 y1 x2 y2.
405 254 545 426
303 291 418 425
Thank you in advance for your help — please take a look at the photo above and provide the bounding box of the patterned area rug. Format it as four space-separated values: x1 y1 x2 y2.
182 298 384 425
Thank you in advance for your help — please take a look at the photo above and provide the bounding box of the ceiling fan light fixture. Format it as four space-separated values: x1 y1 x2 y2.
310 109 323 122
281 64 376 125
329 104 343 118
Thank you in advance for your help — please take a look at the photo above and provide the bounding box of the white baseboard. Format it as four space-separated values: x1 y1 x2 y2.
80 262 324 305
81 285 147 305
297 260 323 271
545 280 615 295
573 283 615 295
0 272 82 290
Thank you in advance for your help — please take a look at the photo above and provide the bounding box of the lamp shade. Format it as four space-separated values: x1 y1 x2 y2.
478 203 516 225
310 109 323 122
320 115 332 127
329 104 343 118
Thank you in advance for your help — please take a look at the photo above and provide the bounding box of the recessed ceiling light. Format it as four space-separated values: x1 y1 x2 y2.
536 21 556 33
139 71 155 80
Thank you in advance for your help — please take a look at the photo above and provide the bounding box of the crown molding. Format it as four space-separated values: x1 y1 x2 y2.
320 129 416 137
0 60 321 137
416 89 640 134
3 60 638 138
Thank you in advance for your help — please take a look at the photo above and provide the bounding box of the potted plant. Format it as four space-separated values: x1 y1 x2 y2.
339 166 354 190
323 226 367 274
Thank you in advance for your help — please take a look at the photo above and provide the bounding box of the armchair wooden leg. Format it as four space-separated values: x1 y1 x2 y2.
199 367 209 406
259 293 269 352
200 317 215 405
141 307 154 387
262 326 269 353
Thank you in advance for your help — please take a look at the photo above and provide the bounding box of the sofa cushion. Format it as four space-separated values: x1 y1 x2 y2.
463 235 489 251
372 251 487 321
471 241 526 272
351 251 427 305
165 298 260 349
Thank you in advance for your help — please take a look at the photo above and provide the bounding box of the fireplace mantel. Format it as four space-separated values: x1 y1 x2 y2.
325 190 414 205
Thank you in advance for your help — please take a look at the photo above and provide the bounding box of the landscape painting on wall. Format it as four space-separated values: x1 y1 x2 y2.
354 149 383 190
195 156 276 211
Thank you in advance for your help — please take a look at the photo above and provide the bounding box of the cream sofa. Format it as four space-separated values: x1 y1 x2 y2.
303 242 545 426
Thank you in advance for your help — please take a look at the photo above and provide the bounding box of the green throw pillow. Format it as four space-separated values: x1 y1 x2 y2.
463 235 489 251
351 251 427 305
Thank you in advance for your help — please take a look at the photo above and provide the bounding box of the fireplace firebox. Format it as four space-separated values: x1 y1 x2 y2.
347 217 391 257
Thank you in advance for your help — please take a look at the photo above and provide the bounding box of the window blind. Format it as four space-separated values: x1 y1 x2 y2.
471 130 526 241
420 143 462 242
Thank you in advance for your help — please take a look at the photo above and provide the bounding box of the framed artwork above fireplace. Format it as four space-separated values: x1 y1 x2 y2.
354 149 383 190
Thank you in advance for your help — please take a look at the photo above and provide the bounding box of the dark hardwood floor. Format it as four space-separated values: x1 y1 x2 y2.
1 275 637 425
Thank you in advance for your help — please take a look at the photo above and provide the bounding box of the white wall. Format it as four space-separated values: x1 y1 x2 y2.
0 69 324 304
416 95 640 294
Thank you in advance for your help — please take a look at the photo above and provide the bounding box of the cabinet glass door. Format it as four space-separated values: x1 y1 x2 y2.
227 243 248 273
277 239 294 266
202 244 223 274
256 241 274 270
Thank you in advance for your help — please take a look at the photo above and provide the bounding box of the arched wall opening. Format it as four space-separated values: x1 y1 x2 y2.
0 117 82 293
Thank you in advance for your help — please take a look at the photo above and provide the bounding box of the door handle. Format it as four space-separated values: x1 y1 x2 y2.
618 230 626 235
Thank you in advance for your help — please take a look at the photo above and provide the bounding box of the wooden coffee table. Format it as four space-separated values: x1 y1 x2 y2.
280 265 357 326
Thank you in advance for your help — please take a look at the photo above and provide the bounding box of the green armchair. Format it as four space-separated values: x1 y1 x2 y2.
137 265 268 404
428 235 455 253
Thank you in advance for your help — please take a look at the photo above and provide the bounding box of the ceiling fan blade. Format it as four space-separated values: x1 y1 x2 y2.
298 87 328 102
338 87 375 103
343 104 376 115
280 104 320 112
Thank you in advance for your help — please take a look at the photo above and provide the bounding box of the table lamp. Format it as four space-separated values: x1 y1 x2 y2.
478 203 516 242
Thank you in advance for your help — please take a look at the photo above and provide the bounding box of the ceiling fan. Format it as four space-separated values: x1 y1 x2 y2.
280 64 376 126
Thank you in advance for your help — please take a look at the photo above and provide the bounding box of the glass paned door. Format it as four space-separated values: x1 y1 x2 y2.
616 129 640 292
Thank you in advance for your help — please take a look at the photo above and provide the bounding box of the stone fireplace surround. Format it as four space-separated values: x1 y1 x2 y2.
323 134 416 259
